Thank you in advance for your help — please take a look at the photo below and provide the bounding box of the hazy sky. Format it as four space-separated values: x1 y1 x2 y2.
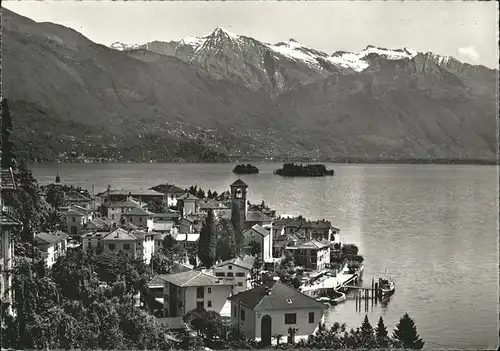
4 1 499 68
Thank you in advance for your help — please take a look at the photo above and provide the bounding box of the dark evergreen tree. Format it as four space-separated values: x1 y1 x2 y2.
216 218 237 261
197 209 217 268
375 316 390 348
1 98 16 169
207 189 212 199
147 197 165 213
360 315 376 348
392 313 425 349
196 188 205 199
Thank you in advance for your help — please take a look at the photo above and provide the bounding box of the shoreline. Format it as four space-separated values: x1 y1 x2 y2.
29 159 499 166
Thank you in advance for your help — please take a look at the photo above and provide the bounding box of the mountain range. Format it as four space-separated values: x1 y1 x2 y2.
2 9 498 163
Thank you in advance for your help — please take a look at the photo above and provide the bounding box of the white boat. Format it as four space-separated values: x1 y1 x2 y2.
315 296 331 306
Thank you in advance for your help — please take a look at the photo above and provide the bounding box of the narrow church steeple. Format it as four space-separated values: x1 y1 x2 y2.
55 173 61 184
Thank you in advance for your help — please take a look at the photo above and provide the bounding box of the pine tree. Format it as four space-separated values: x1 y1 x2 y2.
197 209 217 268
375 316 389 348
360 314 376 348
216 218 237 261
392 313 425 349
1 98 16 169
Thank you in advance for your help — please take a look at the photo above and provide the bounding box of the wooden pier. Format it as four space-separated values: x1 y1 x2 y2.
342 277 389 312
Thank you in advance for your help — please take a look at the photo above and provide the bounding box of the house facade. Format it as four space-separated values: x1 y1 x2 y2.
213 256 255 294
149 184 186 208
105 198 146 223
82 231 109 254
227 281 326 345
242 224 273 262
33 232 70 268
177 193 200 217
1 168 22 317
121 207 154 232
101 228 155 265
284 240 331 271
66 206 93 235
160 270 233 317
64 190 93 209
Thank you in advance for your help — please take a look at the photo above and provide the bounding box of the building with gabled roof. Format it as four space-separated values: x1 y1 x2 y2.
100 228 155 264
121 206 154 232
98 187 165 206
213 256 255 294
64 190 93 209
34 232 70 268
159 270 233 318
242 224 273 262
227 281 326 344
284 239 331 271
150 183 186 208
177 192 200 216
105 197 147 223
65 205 93 235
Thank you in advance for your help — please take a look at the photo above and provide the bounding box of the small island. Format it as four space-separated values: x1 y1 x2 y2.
274 163 335 177
233 164 259 174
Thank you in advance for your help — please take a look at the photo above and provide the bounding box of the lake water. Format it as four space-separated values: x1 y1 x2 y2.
31 162 499 349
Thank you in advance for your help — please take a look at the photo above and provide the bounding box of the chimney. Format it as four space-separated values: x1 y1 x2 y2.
107 184 111 191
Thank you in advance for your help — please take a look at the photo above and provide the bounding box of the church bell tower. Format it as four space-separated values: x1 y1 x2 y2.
230 179 248 230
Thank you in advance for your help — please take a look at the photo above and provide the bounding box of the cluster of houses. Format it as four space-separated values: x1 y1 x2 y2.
1 171 342 345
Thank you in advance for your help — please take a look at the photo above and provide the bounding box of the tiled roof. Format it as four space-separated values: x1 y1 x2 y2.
228 281 326 311
0 168 16 189
103 228 138 241
286 239 331 250
198 199 228 210
34 232 69 246
87 217 115 230
300 220 333 230
230 179 248 187
177 193 200 201
64 191 91 202
107 199 143 208
98 188 164 197
83 231 109 238
245 210 272 223
275 233 300 242
122 207 154 216
66 208 85 216
153 211 180 220
243 224 270 238
215 256 254 270
160 270 233 287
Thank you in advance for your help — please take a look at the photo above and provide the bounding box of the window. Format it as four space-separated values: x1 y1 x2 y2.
129 217 132 222
285 313 297 324
112 208 115 211
108 244 116 251
139 217 143 222
124 244 130 250
241 309 245 321
197 301 204 309
227 272 234 277
237 282 243 287
208 288 212 294
233 307 237 317
309 312 315 323
72 217 76 222
197 287 204 298
228 265 233 270
207 300 212 308
236 272 245 277
111 214 115 220
215 272 225 277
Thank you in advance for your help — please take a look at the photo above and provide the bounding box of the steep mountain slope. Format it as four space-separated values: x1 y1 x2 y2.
1 9 305 162
3 8 498 162
277 55 497 159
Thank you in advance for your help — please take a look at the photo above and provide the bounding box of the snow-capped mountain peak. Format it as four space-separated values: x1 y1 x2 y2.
211 26 239 39
110 41 140 51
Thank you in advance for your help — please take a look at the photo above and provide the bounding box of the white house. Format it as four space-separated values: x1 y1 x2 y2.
65 205 93 235
160 270 233 318
101 228 155 265
242 224 273 262
227 281 327 345
177 193 200 217
33 232 70 268
213 256 255 294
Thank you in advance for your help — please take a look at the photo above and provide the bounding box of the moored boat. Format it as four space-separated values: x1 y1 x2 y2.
379 278 395 296
315 296 331 306
330 289 346 305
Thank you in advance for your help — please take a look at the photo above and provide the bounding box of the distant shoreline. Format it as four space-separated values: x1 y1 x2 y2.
29 158 498 166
